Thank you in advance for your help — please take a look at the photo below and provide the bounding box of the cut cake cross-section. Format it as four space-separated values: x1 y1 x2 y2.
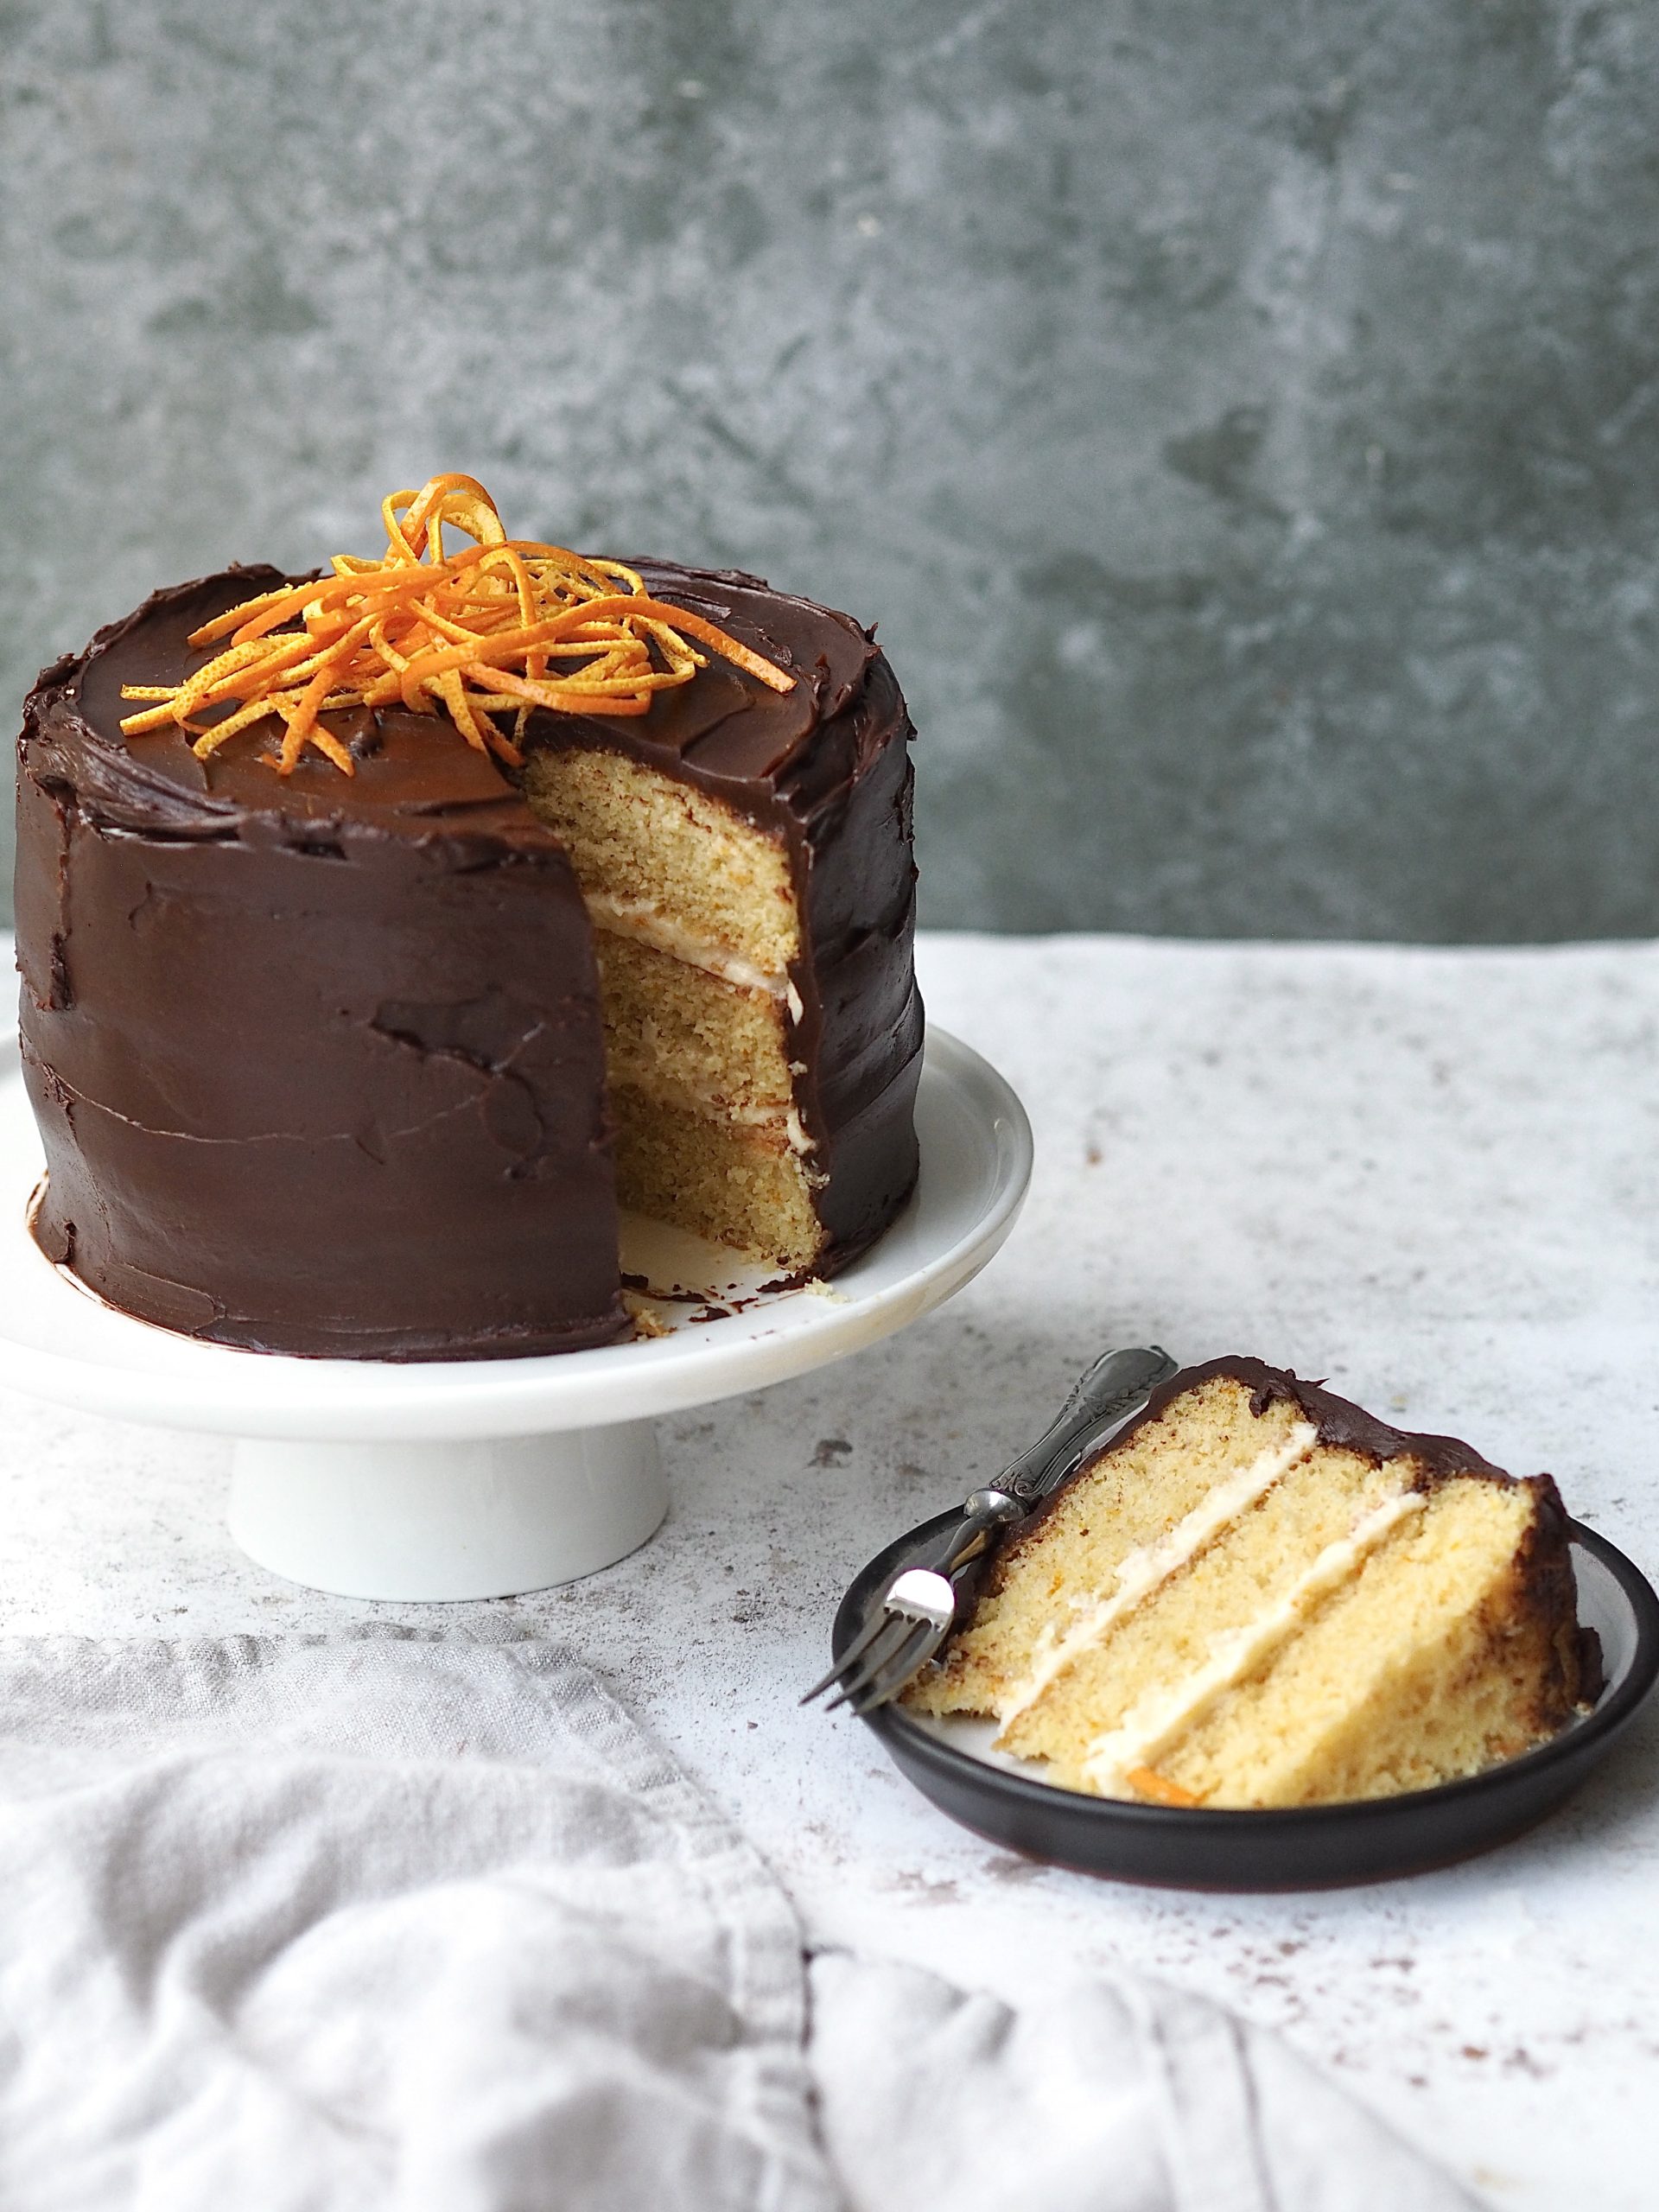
522 741 825 1269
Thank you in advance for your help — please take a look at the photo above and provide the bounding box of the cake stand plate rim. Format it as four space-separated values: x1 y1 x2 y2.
0 1026 1032 1440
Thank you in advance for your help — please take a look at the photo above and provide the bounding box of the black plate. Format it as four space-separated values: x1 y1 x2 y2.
836 1510 1659 1891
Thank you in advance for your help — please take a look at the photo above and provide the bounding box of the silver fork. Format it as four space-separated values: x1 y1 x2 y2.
802 1344 1177 1716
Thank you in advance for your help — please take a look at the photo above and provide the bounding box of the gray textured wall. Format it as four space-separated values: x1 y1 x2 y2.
4 0 1658 938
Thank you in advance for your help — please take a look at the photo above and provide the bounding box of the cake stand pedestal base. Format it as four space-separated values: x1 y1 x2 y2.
227 1423 667 1601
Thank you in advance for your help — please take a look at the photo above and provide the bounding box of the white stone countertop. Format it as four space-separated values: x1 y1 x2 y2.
3 931 1656 2209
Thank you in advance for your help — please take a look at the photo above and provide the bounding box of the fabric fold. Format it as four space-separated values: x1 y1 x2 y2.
0 1637 1473 2212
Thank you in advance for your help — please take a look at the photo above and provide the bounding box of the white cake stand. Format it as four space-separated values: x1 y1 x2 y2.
0 1029 1031 1601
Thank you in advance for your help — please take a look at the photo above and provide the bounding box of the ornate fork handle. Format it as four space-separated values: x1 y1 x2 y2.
920 1344 1179 1580
803 1344 1179 1714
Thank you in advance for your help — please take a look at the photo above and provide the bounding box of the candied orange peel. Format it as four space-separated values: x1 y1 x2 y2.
1124 1765 1204 1808
118 473 795 777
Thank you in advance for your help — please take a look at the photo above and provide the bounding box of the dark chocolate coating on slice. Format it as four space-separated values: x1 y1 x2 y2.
1007 1359 1510 1539
15 555 920 1357
1154 1355 1509 1483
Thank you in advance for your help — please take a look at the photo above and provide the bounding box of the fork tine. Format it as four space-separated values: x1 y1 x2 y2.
846 1620 944 1714
800 1601 899 1704
821 1613 918 1712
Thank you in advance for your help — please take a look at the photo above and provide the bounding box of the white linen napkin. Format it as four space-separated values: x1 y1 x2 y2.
0 1637 1475 2212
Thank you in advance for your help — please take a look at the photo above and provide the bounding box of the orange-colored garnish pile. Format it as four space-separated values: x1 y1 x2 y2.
119 474 794 777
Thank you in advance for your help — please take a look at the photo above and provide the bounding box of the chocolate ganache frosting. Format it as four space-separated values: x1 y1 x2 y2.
16 560 921 1359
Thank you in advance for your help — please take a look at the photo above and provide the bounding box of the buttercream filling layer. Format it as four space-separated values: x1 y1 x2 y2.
609 1066 817 1156
586 894 788 996
1077 1488 1429 1796
995 1423 1320 1732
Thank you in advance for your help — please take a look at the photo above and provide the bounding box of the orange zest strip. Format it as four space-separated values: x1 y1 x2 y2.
479 668 652 716
118 475 795 776
1125 1766 1205 1808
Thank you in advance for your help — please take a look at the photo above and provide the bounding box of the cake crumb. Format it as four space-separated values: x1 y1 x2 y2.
624 1295 672 1339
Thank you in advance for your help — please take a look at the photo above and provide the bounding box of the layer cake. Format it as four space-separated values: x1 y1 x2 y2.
15 483 922 1359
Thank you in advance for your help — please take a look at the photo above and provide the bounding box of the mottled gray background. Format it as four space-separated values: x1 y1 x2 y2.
4 0 1657 938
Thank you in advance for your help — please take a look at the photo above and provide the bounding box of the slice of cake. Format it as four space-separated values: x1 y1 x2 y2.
906 1357 1596 1808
